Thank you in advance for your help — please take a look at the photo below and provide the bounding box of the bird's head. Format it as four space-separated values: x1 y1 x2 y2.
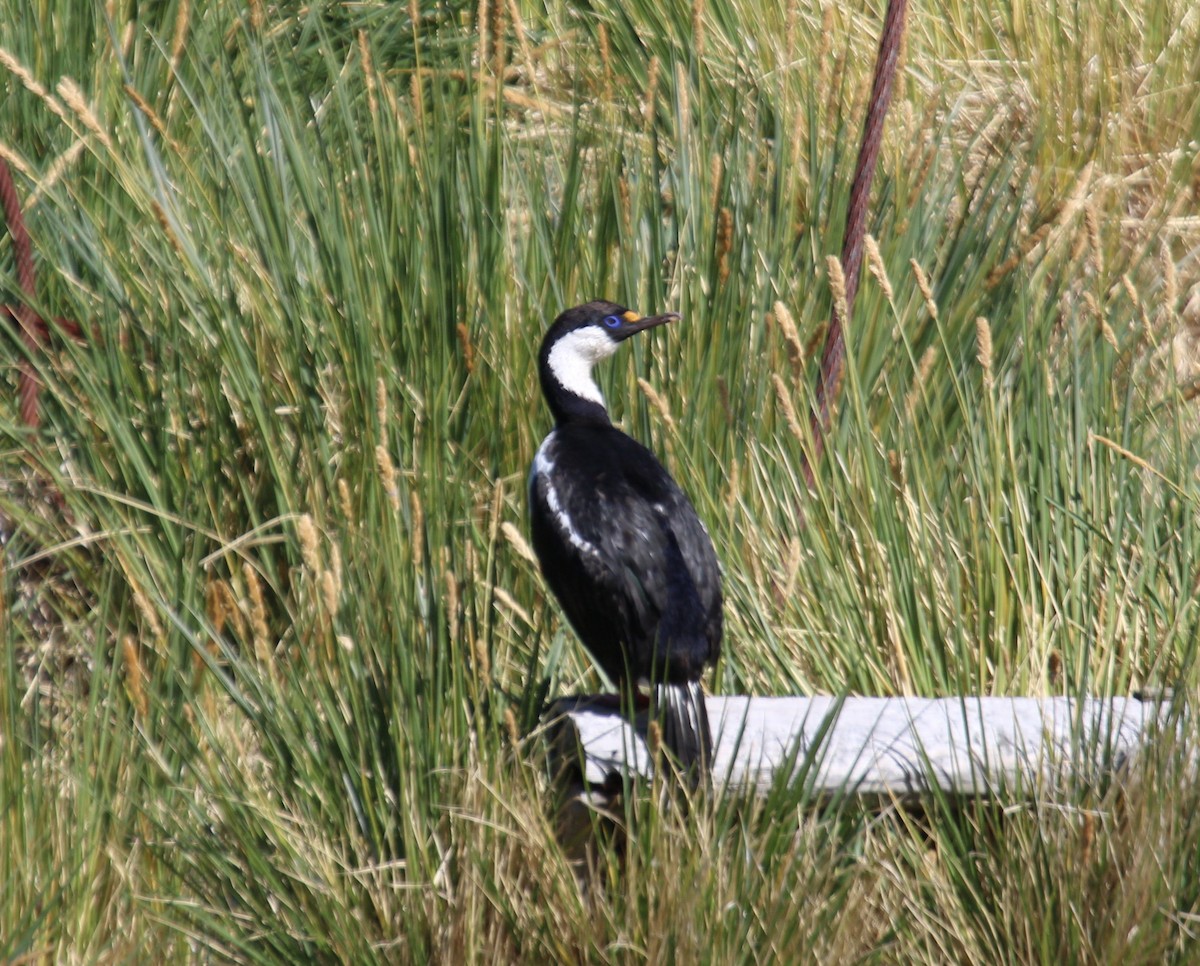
548 300 680 353
538 300 680 421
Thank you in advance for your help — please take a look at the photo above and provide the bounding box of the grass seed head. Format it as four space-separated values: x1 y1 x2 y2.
827 255 848 325
1163 240 1178 312
321 570 340 618
865 235 894 302
638 377 676 432
171 0 190 68
445 568 461 644
501 521 538 567
504 707 521 747
130 581 165 645
297 514 322 576
598 23 611 81
329 543 342 590
691 0 706 58
1085 202 1103 276
123 84 175 151
716 207 733 284
772 373 804 441
911 259 938 320
906 345 937 418
57 77 112 150
774 301 805 379
410 489 425 569
121 635 149 717
0 46 66 119
646 718 663 756
410 71 424 124
1121 273 1140 307
643 56 659 129
376 377 389 429
710 152 723 213
359 30 378 117
375 444 400 512
205 579 229 635
337 478 355 524
976 317 994 391
456 322 476 373
474 636 492 688
243 562 272 668
492 585 531 627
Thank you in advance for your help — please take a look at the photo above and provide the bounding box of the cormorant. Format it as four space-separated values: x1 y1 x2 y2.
528 300 722 783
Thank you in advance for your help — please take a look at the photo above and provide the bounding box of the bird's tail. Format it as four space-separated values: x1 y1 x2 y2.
655 679 713 788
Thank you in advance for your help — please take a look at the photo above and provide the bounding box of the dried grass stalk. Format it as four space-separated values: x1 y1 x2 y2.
773 374 804 441
865 235 894 302
975 317 994 391
637 377 677 432
911 260 938 320
501 521 538 567
774 301 805 379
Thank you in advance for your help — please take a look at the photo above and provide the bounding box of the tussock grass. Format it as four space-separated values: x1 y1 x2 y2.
2 0 1199 960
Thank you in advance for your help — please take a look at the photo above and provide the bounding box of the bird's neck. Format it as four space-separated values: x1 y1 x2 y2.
542 375 613 426
540 339 614 427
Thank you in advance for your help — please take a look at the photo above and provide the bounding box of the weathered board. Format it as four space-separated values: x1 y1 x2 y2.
547 695 1171 797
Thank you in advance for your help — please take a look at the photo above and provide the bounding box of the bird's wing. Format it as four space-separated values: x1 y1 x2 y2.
529 456 668 671
615 435 722 657
530 429 721 680
657 487 723 661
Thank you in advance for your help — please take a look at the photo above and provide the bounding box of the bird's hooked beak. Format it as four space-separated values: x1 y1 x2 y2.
612 309 681 341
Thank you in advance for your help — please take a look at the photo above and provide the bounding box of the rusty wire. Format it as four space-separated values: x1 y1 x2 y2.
2 157 85 429
1 157 42 427
803 0 908 489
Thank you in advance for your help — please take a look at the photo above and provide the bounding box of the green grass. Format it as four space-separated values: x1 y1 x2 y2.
2 0 1199 961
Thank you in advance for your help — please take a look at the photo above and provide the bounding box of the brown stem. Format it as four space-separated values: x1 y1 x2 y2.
802 0 908 489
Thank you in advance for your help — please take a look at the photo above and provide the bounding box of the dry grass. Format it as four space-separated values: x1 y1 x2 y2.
1 0 1198 961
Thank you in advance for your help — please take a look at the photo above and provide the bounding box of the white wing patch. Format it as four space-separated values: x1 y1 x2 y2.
531 435 602 559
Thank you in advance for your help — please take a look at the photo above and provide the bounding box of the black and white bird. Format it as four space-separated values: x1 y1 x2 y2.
528 300 723 783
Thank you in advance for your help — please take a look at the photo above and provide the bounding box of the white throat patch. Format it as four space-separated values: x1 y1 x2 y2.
547 327 620 409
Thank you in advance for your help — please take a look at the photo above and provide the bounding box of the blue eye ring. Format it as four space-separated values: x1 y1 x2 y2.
603 314 622 328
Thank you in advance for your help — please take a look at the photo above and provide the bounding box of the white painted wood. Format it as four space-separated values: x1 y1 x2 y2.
546 695 1171 797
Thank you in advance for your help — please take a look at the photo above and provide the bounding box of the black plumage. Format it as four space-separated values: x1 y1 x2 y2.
528 300 723 782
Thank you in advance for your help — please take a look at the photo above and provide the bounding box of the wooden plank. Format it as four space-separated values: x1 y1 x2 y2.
547 695 1169 797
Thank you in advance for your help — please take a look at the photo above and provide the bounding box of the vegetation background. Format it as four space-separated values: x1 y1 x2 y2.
2 0 1199 961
